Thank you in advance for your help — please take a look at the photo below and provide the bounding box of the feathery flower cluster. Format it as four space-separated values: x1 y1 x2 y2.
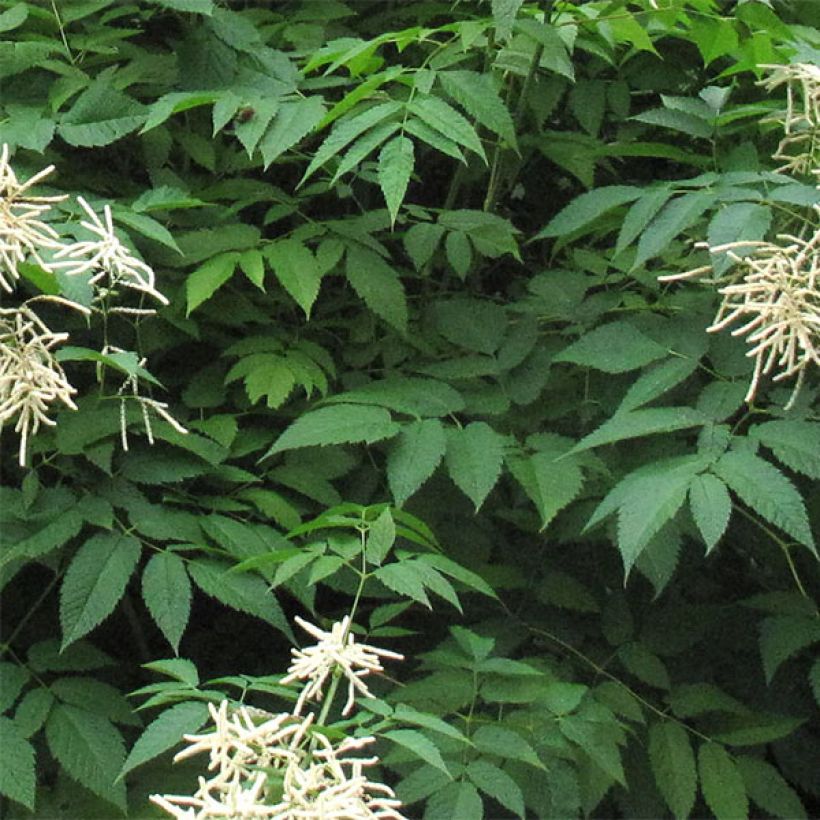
0 307 77 465
151 619 405 820
758 62 820 176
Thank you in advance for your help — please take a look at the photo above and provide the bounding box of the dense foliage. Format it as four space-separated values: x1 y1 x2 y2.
1 0 819 816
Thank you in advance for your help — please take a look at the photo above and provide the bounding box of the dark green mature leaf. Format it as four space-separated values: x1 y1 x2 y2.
736 757 806 820
559 715 625 785
688 474 731 552
0 663 29 714
536 186 641 240
266 238 322 317
378 136 414 226
142 553 192 654
260 97 326 168
46 704 127 810
750 420 820 479
186 251 239 315
59 79 147 147
325 377 464 417
616 186 673 255
430 298 507 354
467 759 525 818
265 405 399 456
713 451 815 552
759 615 820 684
711 713 805 746
345 245 408 332
60 533 141 650
0 509 83 570
707 202 772 275
388 419 446 506
507 451 584 530
555 321 667 373
699 744 749 820
0 717 35 809
573 407 706 453
445 422 505 510
618 357 700 414
119 701 209 779
649 722 697 819
425 780 483 819
383 729 451 776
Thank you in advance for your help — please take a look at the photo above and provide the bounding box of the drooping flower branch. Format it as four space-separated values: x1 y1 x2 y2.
150 618 406 820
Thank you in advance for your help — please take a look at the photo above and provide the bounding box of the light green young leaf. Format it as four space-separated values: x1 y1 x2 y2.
119 701 209 778
445 422 505 510
555 321 667 374
238 249 265 290
749 420 820 480
265 404 399 457
387 419 446 507
713 450 815 553
46 704 127 810
142 658 199 687
633 190 716 269
265 238 322 317
378 136 414 226
142 553 192 654
467 759 525 818
186 251 239 315
535 185 641 240
688 474 732 552
736 757 807 820
408 95 486 160
649 721 697 819
0 4 28 33
60 533 141 650
383 729 451 776
345 245 408 332
0 717 35 810
572 407 706 453
438 70 516 145
260 97 326 168
759 615 820 684
699 744 749 820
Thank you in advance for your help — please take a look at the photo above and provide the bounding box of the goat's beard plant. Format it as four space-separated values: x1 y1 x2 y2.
150 615 406 820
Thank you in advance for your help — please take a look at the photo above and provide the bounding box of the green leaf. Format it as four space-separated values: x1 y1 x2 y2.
0 509 83 570
46 704 126 810
49 677 135 727
366 508 395 565
186 251 239 315
541 682 588 714
408 95 486 160
141 91 220 133
507 451 584 530
60 533 141 650
618 643 670 690
573 407 705 453
555 321 667 374
615 186 673 256
403 117 465 162
378 135 414 226
759 615 820 684
538 571 599 613
559 715 625 785
632 107 713 139
188 559 293 640
345 245 408 333
711 713 805 746
387 419 446 506
706 202 772 275
0 716 35 810
403 222 445 270
472 725 544 769
383 729 451 777
736 757 807 819
492 0 524 39
374 562 430 607
142 553 192 654
265 238 322 317
618 357 700 414
234 99 279 157
438 70 516 144
265 405 399 457
699 744 749 820
425 780 483 820
142 658 199 687
28 639 113 674
418 554 496 598
467 759 525 818
0 4 28 33
146 0 214 11
59 78 147 147
669 683 748 719
750 421 820 480
648 721 697 819
429 298 507 354
713 450 815 553
260 97 326 169
688 474 732 552
0 662 29 713
535 186 641 240
14 688 54 739
325 376 463 418
633 191 716 269
119 701 209 778
239 249 265 290
445 422 505 510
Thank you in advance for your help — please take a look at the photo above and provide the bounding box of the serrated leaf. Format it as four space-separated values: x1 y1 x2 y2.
618 357 700 414
59 79 147 147
688 474 731 552
378 136 414 226
142 658 199 687
382 729 450 777
260 97 326 169
119 701 209 778
736 757 807 819
711 712 804 746
387 419 446 506
618 643 670 690
555 321 667 374
713 450 815 553
445 422 505 510
345 245 407 333
759 615 820 684
438 70 516 145
366 508 395 565
615 186 673 256
559 715 625 785
425 780 483 820
632 107 713 139
186 251 239 315
507 451 584 530
418 554 496 598
234 99 279 157
49 677 136 727
0 663 30 713
239 249 265 290
430 298 507 354
60 533 141 650
403 222 445 270
408 95 486 160
265 404 399 457
707 202 772 275
467 759 525 818
265 238 322 317
142 553 192 654
403 116 465 162
374 562 430 607
699 744 749 820
472 725 544 769
669 684 748 719
649 721 697 819
636 523 682 597
0 716 35 809
0 509 83 570
46 704 126 810
750 420 820 480
574 407 705 454
536 185 641 240
14 688 54 739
